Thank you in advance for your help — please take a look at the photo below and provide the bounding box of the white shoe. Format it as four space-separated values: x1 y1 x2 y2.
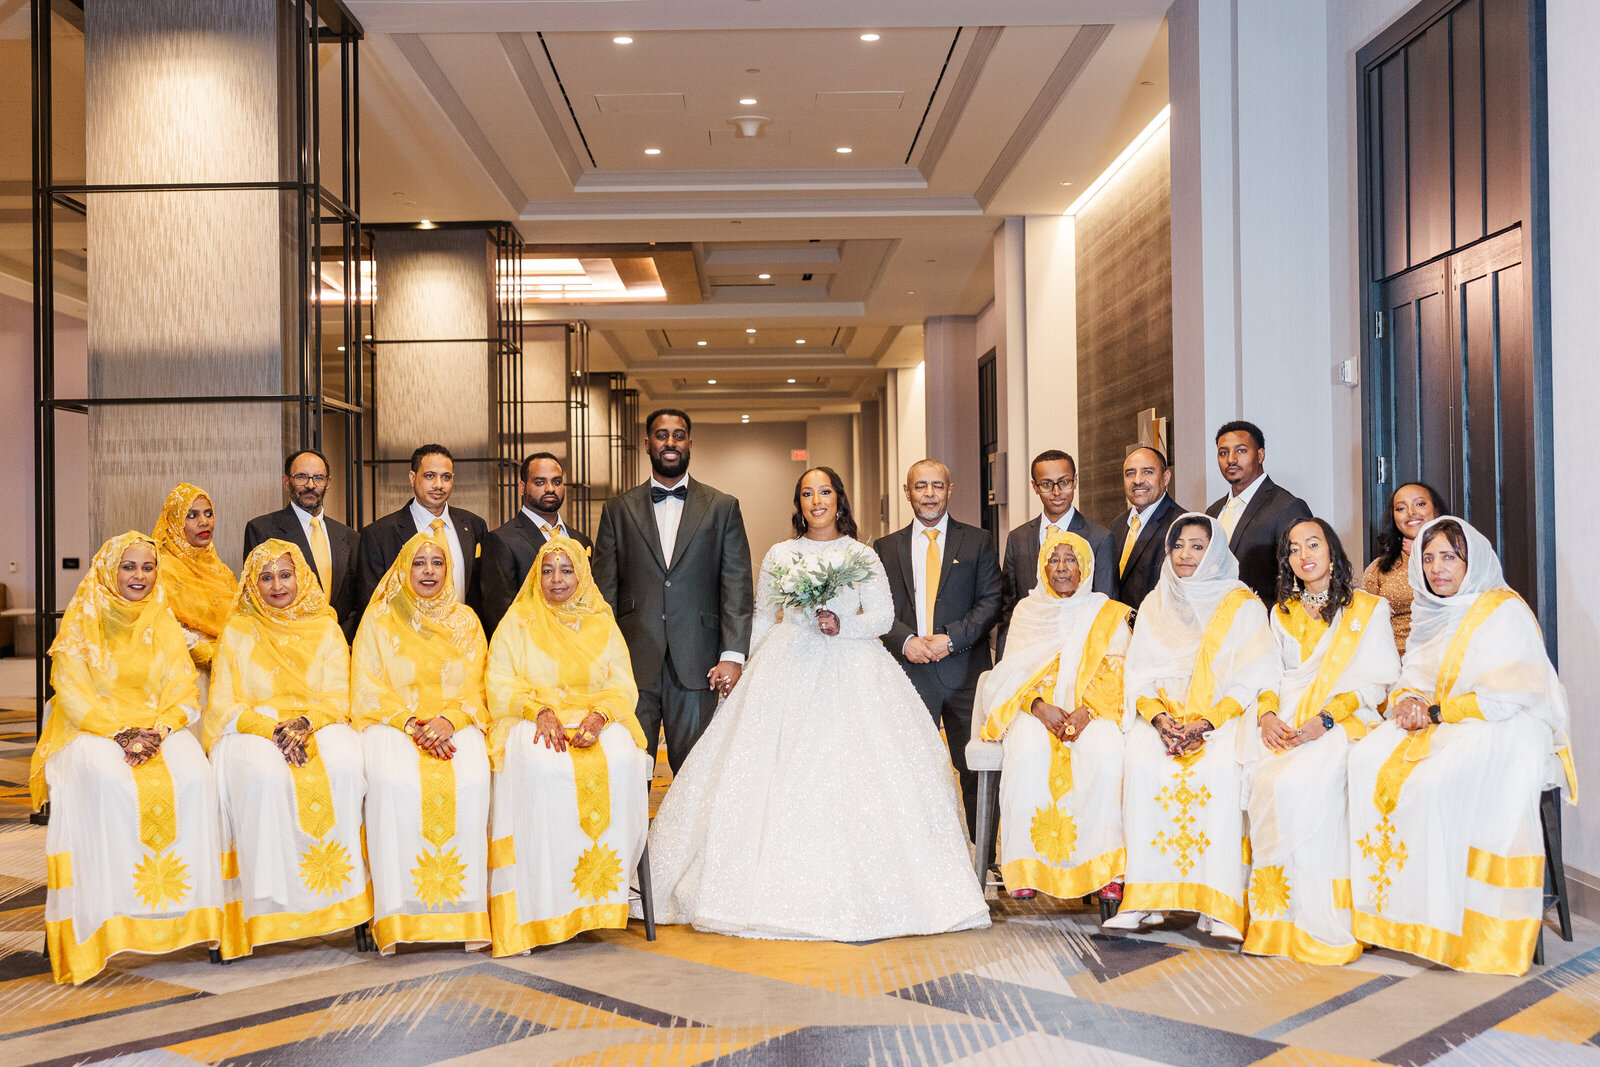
1103 909 1163 931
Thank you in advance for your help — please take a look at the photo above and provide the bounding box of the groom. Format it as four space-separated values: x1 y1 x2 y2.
876 458 1002 838
593 409 754 774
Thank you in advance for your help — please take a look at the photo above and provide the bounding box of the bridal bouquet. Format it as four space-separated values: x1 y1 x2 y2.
769 543 876 614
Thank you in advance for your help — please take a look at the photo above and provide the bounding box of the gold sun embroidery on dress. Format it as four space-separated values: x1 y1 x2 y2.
412 846 468 909
1357 816 1408 913
1030 806 1078 865
300 838 355 896
571 843 624 903
1251 865 1291 917
1151 766 1212 876
132 849 190 910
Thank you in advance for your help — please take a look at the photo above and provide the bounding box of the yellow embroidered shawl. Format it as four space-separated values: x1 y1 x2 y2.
153 482 236 666
349 530 488 735
30 532 199 806
206 539 348 751
485 535 645 768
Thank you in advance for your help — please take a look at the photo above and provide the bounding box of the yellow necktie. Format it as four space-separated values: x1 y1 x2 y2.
1119 513 1140 577
924 529 940 636
1220 495 1244 540
430 518 445 538
308 516 333 590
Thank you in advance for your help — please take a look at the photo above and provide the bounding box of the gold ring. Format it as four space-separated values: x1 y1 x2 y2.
1064 724 1077 738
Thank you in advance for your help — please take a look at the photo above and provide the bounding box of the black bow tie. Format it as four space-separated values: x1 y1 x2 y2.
651 484 687 504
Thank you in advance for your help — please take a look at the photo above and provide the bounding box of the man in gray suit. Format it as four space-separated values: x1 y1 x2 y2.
244 449 359 639
479 452 592 635
1205 420 1312 605
593 409 754 773
997 449 1116 656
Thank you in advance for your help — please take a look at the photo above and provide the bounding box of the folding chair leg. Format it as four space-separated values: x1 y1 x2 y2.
637 841 656 942
973 770 999 890
1534 928 1545 967
1542 787 1574 942
1100 897 1120 923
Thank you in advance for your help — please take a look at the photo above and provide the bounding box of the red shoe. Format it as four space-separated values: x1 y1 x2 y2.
1097 882 1123 902
1011 888 1037 900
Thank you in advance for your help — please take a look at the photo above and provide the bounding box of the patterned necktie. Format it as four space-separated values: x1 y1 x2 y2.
1119 513 1140 577
308 516 333 590
1220 495 1244 540
923 529 941 637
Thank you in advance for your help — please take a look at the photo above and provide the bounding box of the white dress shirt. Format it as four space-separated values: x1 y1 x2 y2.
289 501 329 583
909 512 951 640
522 507 567 540
409 498 467 602
649 477 687 564
1218 473 1266 538
1127 493 1171 533
1038 506 1078 545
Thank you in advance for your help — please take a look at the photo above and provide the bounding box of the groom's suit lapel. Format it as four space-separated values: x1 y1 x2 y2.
624 485 668 574
668 477 712 572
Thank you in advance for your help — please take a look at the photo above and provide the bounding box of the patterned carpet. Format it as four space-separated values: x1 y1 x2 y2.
1 680 1595 1066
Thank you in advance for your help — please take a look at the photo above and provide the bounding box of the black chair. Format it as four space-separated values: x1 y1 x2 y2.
636 842 656 941
1533 786 1573 966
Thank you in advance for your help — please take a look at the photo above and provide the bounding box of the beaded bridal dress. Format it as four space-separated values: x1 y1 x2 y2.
636 535 991 941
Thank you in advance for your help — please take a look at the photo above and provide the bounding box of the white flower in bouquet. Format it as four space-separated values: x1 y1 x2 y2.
769 545 875 615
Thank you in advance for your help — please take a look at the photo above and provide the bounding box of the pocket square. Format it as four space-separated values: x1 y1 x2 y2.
474 544 482 558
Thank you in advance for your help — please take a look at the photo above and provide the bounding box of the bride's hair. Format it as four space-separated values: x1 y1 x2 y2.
791 466 858 538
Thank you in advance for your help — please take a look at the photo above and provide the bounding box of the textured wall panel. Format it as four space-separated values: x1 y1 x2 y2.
522 325 570 465
1075 129 1174 525
83 0 296 570
372 228 496 521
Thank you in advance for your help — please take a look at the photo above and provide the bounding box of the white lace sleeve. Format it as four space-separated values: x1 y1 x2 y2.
833 546 894 641
750 543 786 650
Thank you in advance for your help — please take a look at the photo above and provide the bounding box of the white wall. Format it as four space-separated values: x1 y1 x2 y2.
923 316 982 524
886 364 927 531
804 414 853 480
1022 214 1079 525
687 420 807 563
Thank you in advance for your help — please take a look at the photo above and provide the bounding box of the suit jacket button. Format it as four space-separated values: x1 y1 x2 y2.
665 579 671 587
661 613 667 620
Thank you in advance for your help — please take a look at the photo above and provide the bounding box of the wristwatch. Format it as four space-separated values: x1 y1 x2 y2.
1318 711 1335 731
1427 703 1442 724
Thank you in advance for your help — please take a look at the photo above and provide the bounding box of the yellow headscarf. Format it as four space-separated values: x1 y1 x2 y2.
1035 529 1094 600
350 530 487 733
30 532 199 806
153 482 236 666
486 535 644 764
205 539 344 750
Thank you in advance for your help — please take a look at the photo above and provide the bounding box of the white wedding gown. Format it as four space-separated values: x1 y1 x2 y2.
638 536 991 941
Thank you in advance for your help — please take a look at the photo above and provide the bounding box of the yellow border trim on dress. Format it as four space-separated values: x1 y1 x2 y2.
1466 847 1544 889
47 851 72 889
489 836 517 869
47 908 224 985
373 910 490 954
489 893 628 956
1120 880 1248 932
1352 907 1538 975
1241 918 1362 966
1002 848 1125 901
224 883 374 960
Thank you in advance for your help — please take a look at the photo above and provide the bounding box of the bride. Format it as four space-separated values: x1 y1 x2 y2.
638 467 991 941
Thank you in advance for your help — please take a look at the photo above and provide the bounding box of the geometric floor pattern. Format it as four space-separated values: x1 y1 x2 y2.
2 680 1596 1065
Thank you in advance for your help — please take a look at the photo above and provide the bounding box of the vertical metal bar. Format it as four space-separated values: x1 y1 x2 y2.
32 0 56 740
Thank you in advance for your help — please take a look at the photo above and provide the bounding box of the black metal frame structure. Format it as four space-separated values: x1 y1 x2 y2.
31 0 367 745
362 221 526 523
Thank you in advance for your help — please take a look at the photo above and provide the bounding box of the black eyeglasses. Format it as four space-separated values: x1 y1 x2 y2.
1034 478 1076 492
290 474 328 486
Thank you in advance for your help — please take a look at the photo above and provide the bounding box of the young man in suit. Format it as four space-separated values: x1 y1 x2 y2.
243 448 360 638
479 452 592 635
592 409 754 774
874 459 1002 839
354 443 490 621
1109 446 1185 616
1206 420 1312 605
997 449 1116 656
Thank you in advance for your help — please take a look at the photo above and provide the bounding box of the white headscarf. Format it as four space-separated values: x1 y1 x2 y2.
1396 516 1570 751
978 531 1125 728
1122 512 1276 729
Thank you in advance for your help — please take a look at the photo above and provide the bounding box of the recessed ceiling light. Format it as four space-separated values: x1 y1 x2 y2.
795 339 806 344
613 36 633 44
707 379 717 384
836 146 853 154
418 219 435 228
644 147 661 155
746 328 757 334
758 273 771 279
739 97 758 106
860 33 881 42
1059 180 1073 186
906 290 917 295
787 378 796 383
336 345 345 352
697 340 707 346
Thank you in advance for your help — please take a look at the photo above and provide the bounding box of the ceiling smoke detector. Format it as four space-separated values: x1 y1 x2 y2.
728 114 771 138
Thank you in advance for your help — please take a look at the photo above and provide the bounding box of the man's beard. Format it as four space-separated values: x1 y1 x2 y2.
650 450 689 479
525 492 562 515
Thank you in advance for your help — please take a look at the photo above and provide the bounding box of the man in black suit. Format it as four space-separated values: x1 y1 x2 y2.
243 448 360 638
997 449 1116 656
1205 420 1312 605
355 443 490 621
479 452 592 635
592 409 754 773
1108 445 1186 616
874 459 1002 838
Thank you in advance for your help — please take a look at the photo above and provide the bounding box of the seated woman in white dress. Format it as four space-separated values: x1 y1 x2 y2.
976 530 1130 904
1106 513 1277 942
486 535 652 954
31 532 224 984
207 539 370 958
1348 517 1574 976
352 531 491 954
642 467 989 941
1241 518 1399 964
